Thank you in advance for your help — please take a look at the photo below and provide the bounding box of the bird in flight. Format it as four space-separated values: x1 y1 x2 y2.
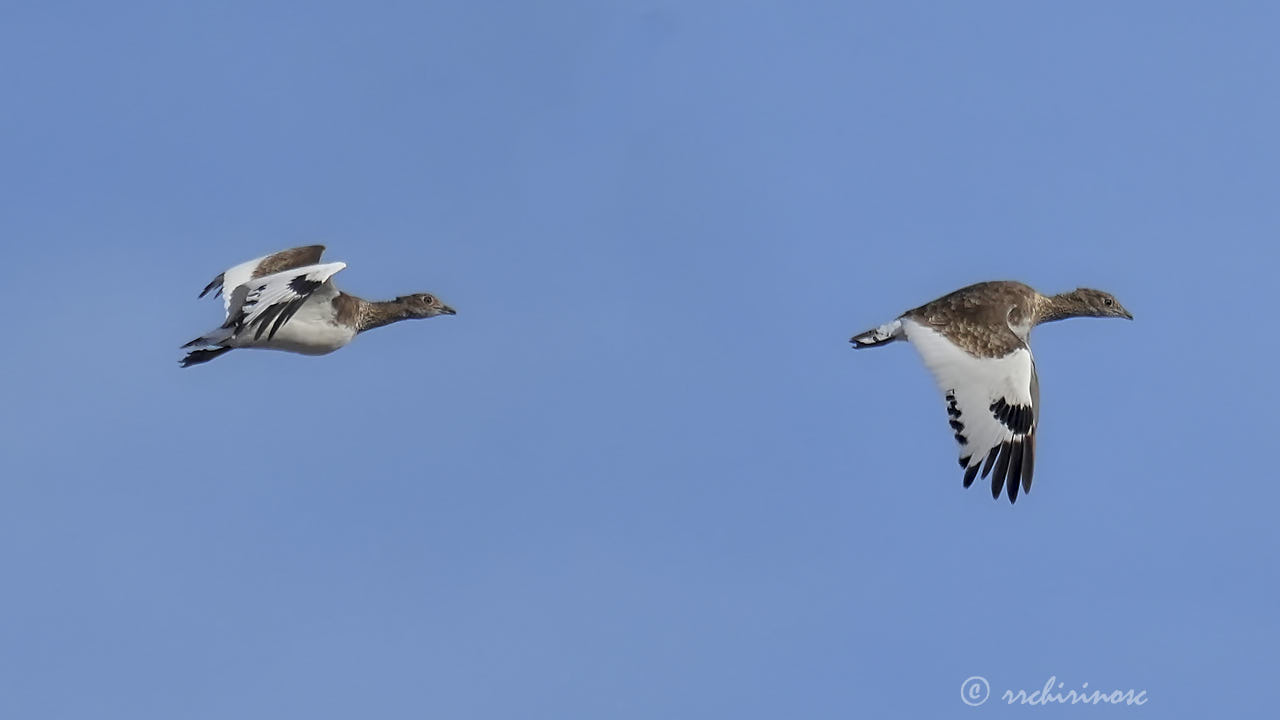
850 281 1132 503
181 245 455 367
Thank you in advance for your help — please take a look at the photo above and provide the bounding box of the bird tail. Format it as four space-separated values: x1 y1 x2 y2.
181 327 234 349
180 326 236 367
850 319 903 348
179 346 233 368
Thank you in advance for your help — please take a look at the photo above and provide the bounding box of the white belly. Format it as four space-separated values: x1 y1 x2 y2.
229 298 357 355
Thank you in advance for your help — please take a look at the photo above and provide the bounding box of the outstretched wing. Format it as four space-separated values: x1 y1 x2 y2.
901 318 1039 503
223 262 347 341
199 245 327 317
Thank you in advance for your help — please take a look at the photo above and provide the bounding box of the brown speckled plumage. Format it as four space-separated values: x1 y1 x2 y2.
252 245 326 279
332 291 456 333
184 246 456 368
332 291 362 327
197 245 329 300
903 281 1039 358
899 281 1132 358
849 280 1132 504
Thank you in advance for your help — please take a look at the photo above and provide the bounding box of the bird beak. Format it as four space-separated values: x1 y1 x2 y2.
1122 307 1133 320
441 305 457 316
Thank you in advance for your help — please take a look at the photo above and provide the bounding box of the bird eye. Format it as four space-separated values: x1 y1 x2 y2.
1104 298 1114 306
423 294 434 304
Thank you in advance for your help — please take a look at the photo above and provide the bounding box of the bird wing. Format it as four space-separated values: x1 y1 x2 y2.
199 245 328 317
901 317 1039 503
223 262 347 341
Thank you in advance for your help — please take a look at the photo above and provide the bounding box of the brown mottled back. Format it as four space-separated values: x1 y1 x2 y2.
902 281 1039 358
252 245 326 278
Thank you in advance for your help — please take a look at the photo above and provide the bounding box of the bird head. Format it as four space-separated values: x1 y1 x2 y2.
1069 288 1133 319
396 293 457 318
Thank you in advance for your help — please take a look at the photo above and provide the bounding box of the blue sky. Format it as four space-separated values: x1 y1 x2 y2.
2 1 1276 717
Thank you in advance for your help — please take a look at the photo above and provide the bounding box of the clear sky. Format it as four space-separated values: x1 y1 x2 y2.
2 1 1276 718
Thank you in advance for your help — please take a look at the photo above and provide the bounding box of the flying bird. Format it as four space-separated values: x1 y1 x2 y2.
850 281 1132 503
181 245 455 367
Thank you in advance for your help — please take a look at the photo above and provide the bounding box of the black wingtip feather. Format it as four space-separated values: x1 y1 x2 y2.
1007 440 1024 503
252 303 285 340
963 461 979 488
199 273 225 299
268 297 307 339
981 445 1000 480
991 442 1012 500
1021 438 1035 493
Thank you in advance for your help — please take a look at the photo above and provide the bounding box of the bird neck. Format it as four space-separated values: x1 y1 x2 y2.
1034 291 1092 325
336 293 415 333
359 299 417 333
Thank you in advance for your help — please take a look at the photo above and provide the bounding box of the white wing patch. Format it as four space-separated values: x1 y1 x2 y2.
901 318 1038 503
197 252 274 317
198 246 327 318
224 262 347 341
